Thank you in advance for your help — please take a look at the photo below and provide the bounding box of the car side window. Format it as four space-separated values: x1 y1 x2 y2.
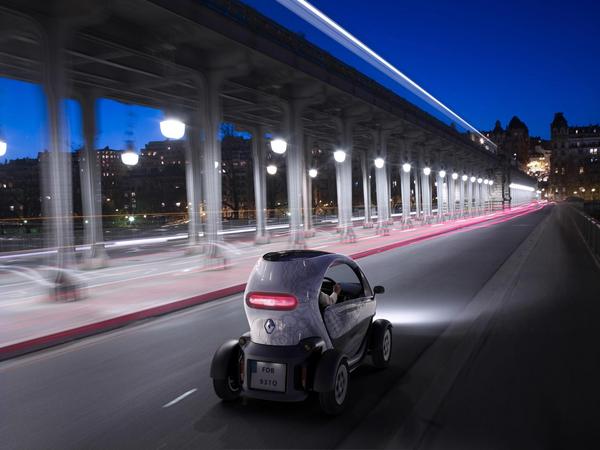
323 263 365 300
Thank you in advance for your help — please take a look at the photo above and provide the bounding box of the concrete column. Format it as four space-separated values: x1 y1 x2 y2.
283 99 306 248
252 127 269 244
400 163 412 227
202 74 223 258
467 177 474 216
459 175 466 217
375 132 390 235
337 119 355 242
448 172 456 218
302 135 314 238
78 92 107 268
41 22 75 274
304 138 315 235
414 166 421 221
360 151 373 228
184 107 203 253
435 169 447 221
421 167 432 222
474 179 481 214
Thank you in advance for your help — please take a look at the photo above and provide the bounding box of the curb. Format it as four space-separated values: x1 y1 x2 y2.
0 206 541 361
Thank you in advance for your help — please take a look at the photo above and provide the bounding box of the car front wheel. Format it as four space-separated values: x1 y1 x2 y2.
371 320 392 368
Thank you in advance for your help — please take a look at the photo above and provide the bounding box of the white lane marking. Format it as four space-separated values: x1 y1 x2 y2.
162 388 198 408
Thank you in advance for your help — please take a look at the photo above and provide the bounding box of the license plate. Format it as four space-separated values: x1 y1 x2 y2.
249 361 286 392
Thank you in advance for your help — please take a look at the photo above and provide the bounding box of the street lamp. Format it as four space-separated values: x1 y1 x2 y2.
266 164 278 175
0 140 6 157
308 168 318 178
160 118 186 139
121 144 139 166
484 179 489 185
423 167 431 176
270 138 287 154
477 177 483 184
402 162 411 173
489 180 494 186
374 157 385 169
334 149 346 163
461 174 468 182
452 172 459 180
439 170 446 178
470 176 476 183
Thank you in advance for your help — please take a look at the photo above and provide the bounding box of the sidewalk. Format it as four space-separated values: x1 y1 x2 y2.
0 205 542 360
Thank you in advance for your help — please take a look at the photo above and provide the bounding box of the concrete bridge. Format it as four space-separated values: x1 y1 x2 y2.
0 0 537 267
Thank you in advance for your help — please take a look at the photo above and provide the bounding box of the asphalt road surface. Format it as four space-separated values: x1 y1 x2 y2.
2 205 598 449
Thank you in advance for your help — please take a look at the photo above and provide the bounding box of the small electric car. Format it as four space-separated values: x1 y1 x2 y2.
210 250 391 415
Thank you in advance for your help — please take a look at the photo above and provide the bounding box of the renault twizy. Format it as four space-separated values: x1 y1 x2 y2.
210 250 391 415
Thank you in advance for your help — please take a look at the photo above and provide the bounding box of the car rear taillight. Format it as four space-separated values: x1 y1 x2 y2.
246 292 298 311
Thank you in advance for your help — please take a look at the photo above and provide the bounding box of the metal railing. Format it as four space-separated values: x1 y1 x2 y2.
562 204 600 262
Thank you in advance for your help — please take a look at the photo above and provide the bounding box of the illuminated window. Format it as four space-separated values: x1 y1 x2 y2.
579 167 584 174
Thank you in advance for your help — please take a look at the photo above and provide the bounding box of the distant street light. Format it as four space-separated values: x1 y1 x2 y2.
308 168 318 178
484 179 489 185
470 176 476 183
266 164 278 175
334 149 347 163
121 149 139 166
439 170 446 178
0 140 6 157
160 118 186 139
489 180 494 186
128 216 135 223
270 138 287 154
452 172 459 180
461 174 468 182
477 177 483 184
423 167 431 176
402 162 411 173
374 157 384 169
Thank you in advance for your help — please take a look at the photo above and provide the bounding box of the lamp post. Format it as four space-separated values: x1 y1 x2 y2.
334 149 346 163
270 138 287 155
121 141 139 166
160 118 186 139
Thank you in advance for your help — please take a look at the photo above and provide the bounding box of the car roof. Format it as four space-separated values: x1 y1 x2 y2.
262 250 332 262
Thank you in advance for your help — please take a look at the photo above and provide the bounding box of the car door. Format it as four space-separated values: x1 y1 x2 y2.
322 262 376 357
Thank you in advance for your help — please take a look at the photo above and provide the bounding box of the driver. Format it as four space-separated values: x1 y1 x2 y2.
319 283 341 308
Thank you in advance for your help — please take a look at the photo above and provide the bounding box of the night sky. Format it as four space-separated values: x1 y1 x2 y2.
1 0 598 160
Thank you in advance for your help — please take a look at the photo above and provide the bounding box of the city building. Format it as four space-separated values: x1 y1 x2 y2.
0 157 40 220
526 137 551 194
482 116 531 171
550 113 600 201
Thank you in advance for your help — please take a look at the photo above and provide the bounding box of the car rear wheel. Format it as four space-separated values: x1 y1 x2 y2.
213 376 241 402
371 320 392 368
319 359 349 415
211 342 242 402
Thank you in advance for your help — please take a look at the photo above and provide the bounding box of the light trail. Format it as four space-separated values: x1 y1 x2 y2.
276 0 496 148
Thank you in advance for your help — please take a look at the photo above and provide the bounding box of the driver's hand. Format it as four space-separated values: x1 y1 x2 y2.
333 283 342 295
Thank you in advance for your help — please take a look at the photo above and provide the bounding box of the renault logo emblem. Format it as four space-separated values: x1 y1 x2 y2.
264 319 276 334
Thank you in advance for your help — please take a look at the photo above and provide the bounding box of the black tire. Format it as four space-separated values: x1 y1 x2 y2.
371 321 392 369
212 376 241 402
211 344 242 402
318 359 349 415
